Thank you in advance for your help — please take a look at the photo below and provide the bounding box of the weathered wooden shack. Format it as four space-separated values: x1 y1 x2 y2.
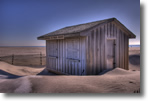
37 18 136 75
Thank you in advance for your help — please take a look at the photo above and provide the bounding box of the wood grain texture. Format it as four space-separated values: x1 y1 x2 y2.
45 21 131 75
116 27 120 67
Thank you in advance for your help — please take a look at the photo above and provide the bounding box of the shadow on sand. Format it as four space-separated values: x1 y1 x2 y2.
98 68 114 75
37 69 56 75
0 70 21 79
0 68 56 79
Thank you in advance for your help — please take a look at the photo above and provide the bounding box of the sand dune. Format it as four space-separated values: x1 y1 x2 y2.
0 61 44 76
0 61 140 93
0 68 140 93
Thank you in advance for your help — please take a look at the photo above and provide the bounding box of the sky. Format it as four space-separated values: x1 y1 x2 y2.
0 0 140 46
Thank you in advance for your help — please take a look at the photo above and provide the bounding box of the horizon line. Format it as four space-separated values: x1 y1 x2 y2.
0 44 140 47
0 46 46 47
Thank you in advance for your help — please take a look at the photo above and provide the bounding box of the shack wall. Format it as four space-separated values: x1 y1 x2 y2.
46 37 86 75
81 22 129 75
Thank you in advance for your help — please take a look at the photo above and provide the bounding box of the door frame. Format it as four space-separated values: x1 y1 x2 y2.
105 38 116 70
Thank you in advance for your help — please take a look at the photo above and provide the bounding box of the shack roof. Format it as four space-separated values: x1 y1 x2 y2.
38 18 136 40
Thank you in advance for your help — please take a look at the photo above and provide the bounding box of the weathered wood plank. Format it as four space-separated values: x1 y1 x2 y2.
112 24 115 37
96 28 99 74
68 60 71 74
113 24 116 38
104 24 108 70
71 61 74 75
119 30 122 68
98 27 101 73
67 59 69 74
88 35 91 75
120 33 123 69
127 37 129 70
124 35 127 70
110 22 113 37
116 28 120 67
80 38 82 75
71 61 73 75
46 41 49 69
63 40 65 73
100 26 105 72
115 26 118 67
74 62 77 75
59 40 62 72
61 40 63 73
90 31 94 75
79 38 81 74
101 27 104 72
85 36 89 75
84 37 86 75
65 39 68 73
113 24 117 67
77 61 79 75
103 26 105 70
100 28 102 72
126 35 129 70
93 30 96 74
122 33 125 69
107 23 110 38
57 40 59 71
81 37 86 75
124 34 126 70
91 30 95 74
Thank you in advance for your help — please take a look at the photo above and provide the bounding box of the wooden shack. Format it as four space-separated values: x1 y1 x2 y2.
37 18 136 75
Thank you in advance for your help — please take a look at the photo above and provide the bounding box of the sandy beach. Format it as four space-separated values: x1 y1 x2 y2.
0 47 140 93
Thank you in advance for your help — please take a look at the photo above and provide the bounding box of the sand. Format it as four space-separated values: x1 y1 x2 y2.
129 47 140 71
0 47 46 66
0 61 44 76
0 47 140 93
0 67 140 93
0 47 46 57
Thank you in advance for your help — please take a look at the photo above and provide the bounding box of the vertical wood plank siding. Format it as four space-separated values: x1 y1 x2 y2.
116 27 120 67
91 31 94 74
100 27 103 72
85 22 129 74
104 24 108 70
119 30 122 68
124 35 127 70
46 22 129 75
98 28 101 73
46 37 86 75
93 30 96 74
96 29 98 74
127 37 129 70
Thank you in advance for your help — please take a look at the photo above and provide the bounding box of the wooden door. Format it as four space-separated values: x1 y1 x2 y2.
66 38 81 75
48 40 58 70
106 39 115 69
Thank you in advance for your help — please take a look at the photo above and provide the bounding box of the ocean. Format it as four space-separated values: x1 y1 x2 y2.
129 45 140 47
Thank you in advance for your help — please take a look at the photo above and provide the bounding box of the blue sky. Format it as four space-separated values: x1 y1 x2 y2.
0 0 140 46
